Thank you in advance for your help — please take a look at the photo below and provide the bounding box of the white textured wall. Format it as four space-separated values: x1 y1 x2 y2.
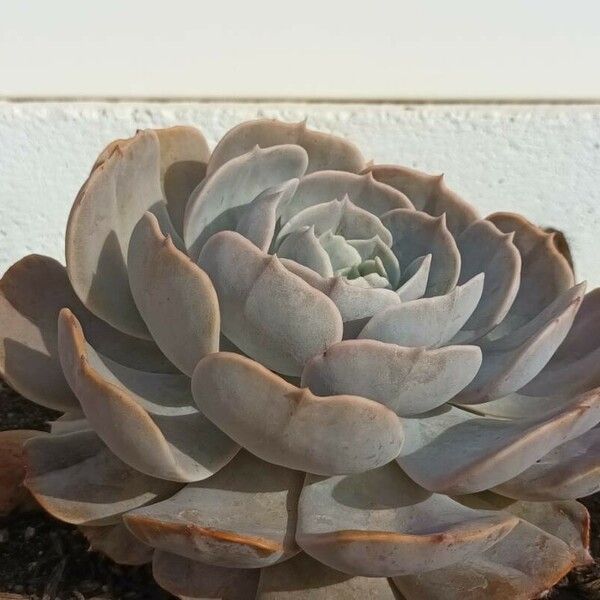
1 102 599 287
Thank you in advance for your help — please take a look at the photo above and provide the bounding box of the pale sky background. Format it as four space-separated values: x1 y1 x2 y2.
1 0 600 98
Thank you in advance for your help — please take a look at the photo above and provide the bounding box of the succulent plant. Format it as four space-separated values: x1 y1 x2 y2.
1 118 599 599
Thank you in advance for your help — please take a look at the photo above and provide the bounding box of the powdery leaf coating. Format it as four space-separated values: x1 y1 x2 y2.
125 451 303 568
296 462 517 577
192 352 404 475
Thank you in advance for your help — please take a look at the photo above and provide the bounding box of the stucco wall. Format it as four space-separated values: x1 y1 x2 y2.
1 102 599 285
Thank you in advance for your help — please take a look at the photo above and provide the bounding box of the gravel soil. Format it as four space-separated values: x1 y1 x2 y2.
1 380 599 599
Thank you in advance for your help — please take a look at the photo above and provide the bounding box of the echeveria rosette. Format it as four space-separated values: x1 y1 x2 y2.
0 119 599 599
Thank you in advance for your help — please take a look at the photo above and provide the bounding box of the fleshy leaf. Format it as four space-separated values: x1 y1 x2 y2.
155 126 210 236
487 212 575 335
0 430 42 516
279 170 412 224
397 389 600 495
24 430 181 525
366 165 479 236
153 550 260 600
393 515 581 600
206 118 365 176
236 179 299 251
0 255 175 411
456 283 585 404
125 451 303 568
256 552 400 599
281 258 401 339
277 226 334 277
302 339 482 416
452 220 521 342
184 145 308 258
277 197 393 248
396 255 431 301
359 274 484 347
523 288 600 397
66 129 176 338
192 352 404 475
58 309 239 482
198 231 343 376
494 426 600 501
347 236 401 289
80 523 153 566
381 209 460 296
296 462 517 577
128 212 220 376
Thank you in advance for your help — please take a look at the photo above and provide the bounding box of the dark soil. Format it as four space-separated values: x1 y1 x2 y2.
1 380 599 599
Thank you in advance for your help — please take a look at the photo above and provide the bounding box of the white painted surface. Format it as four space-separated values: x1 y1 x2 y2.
2 1 600 99
1 102 599 288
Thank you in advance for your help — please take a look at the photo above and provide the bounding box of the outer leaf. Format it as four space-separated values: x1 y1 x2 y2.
523 288 600 397
256 552 400 599
453 220 521 342
58 309 239 482
154 125 210 236
126 451 303 568
24 430 181 525
393 520 577 600
302 339 482 416
153 550 260 600
0 255 174 411
128 212 220 376
487 212 575 335
192 352 404 475
198 231 343 376
0 430 42 516
66 129 176 338
80 523 154 566
456 283 585 404
296 462 517 577
206 118 365 176
494 427 600 501
397 389 600 495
